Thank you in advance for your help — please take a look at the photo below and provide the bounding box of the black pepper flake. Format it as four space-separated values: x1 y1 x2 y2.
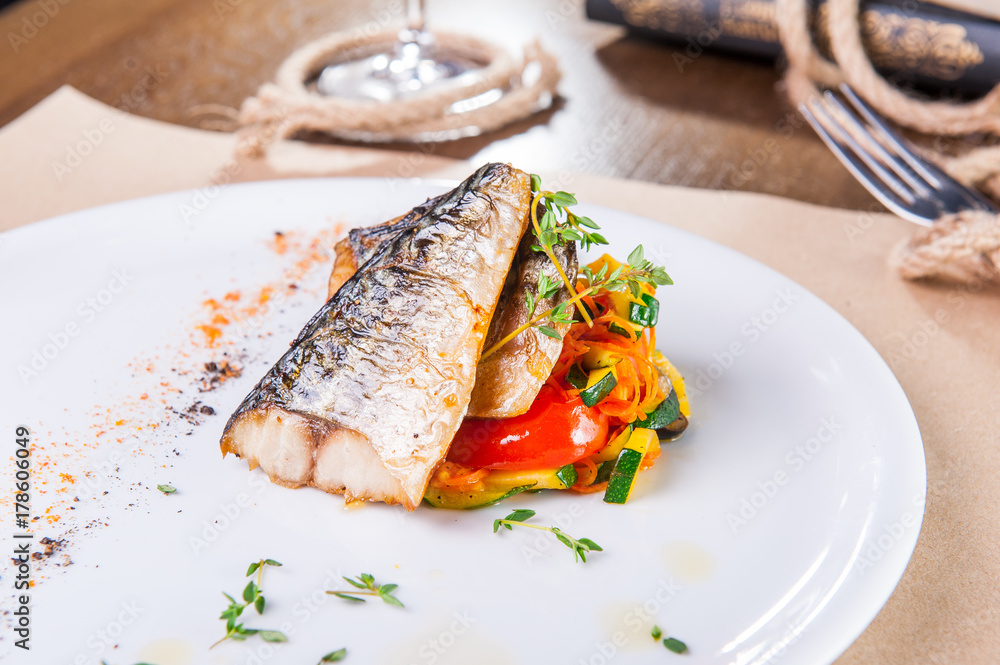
198 357 243 392
29 537 67 562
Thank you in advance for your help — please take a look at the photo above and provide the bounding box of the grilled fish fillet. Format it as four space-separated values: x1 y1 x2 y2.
328 207 577 418
221 163 531 509
468 234 577 417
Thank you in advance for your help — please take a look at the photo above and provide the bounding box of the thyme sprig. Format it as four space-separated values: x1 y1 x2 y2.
480 175 672 362
492 509 604 563
480 244 672 361
319 648 348 662
211 558 286 649
663 637 688 654
527 175 606 328
327 573 404 608
653 624 688 654
529 174 608 254
525 271 575 340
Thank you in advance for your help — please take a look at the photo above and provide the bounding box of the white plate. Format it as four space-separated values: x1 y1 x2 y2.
0 178 925 665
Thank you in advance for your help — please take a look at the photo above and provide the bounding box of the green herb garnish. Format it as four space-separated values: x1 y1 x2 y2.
526 177 601 331
247 558 283 577
327 573 404 608
319 648 348 662
479 175 672 362
663 637 688 654
482 242 671 360
529 178 607 256
156 484 176 494
652 625 663 640
211 558 286 649
492 509 603 563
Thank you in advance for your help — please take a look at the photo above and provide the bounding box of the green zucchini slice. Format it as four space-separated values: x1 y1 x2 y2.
603 428 656 504
566 363 589 389
633 391 680 431
580 366 618 407
424 465 578 510
628 293 660 327
582 347 622 371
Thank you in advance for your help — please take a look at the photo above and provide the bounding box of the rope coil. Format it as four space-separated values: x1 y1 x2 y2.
236 29 560 148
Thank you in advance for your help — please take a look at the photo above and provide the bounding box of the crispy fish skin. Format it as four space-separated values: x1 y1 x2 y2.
327 208 577 419
221 163 531 509
468 235 577 418
327 193 446 297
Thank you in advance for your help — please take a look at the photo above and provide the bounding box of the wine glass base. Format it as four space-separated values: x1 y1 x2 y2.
315 39 485 102
296 29 557 143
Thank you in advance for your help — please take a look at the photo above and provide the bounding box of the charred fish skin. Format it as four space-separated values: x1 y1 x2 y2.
468 235 578 418
327 197 578 419
327 193 446 298
222 163 532 509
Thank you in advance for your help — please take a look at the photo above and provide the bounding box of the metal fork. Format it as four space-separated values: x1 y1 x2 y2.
798 84 998 225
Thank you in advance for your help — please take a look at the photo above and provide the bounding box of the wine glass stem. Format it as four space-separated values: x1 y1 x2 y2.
407 0 426 34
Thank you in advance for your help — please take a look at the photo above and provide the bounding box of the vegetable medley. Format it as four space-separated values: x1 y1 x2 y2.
425 252 689 509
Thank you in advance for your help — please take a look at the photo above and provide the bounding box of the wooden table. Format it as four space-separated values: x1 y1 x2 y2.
0 0 878 211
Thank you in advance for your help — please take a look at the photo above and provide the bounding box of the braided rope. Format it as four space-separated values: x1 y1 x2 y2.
891 210 1000 284
826 0 1000 136
777 0 1000 284
236 29 560 150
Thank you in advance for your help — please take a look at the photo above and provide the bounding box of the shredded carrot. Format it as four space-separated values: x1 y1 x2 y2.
428 462 490 489
573 457 598 489
544 288 665 424
431 257 686 506
570 481 609 494
438 468 489 488
640 443 661 470
594 311 636 331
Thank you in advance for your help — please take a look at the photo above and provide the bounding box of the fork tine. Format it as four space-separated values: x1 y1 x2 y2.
805 99 917 204
840 84 1000 212
837 84 943 187
821 91 931 198
799 101 930 224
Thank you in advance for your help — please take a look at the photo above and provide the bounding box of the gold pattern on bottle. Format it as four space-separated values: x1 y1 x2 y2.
720 1 779 42
860 12 984 80
611 0 986 81
610 0 706 33
814 6 983 80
